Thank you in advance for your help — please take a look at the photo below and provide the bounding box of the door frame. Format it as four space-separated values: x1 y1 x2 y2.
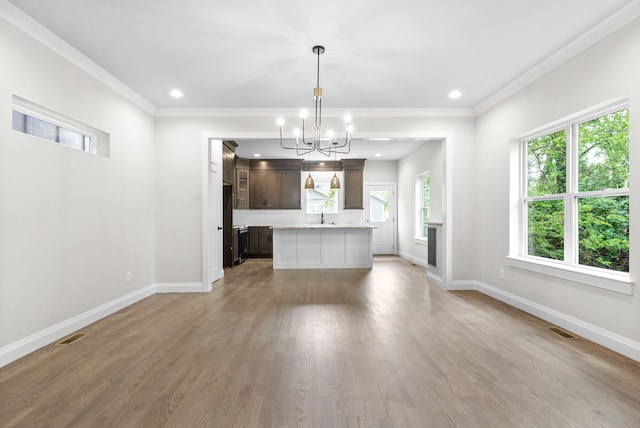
202 130 453 290
201 137 224 291
364 182 397 255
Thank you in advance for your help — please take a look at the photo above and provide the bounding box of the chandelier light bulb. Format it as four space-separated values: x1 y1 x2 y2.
300 109 308 119
277 117 285 126
344 114 351 123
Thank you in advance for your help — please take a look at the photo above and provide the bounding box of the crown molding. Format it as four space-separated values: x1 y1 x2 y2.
155 107 475 118
0 0 157 115
473 0 640 116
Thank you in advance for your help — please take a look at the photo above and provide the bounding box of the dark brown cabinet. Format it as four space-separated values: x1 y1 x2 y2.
343 159 366 209
249 159 302 209
222 141 237 186
250 170 282 209
280 170 302 209
235 158 250 209
248 226 273 257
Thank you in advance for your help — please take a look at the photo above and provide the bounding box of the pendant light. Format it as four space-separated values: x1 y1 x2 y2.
330 141 340 189
330 173 340 189
305 172 315 190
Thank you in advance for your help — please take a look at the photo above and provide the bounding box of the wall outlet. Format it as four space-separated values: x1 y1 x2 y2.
499 269 505 280
126 271 132 283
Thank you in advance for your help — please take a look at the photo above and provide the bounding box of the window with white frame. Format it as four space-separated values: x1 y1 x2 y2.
306 183 339 214
522 103 629 273
11 96 108 156
416 173 430 238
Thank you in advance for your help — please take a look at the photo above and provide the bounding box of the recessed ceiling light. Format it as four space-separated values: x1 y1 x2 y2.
375 153 382 157
254 153 261 157
449 90 462 99
169 89 183 98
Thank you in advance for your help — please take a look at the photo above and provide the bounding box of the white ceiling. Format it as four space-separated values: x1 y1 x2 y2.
5 0 639 160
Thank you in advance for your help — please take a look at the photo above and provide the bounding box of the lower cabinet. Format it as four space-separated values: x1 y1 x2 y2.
248 226 273 257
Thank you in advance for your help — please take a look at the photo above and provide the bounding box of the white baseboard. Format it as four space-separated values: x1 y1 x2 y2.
448 280 477 291
0 284 155 368
155 282 205 293
398 251 428 268
399 252 445 287
464 280 640 363
1 282 211 368
427 271 443 288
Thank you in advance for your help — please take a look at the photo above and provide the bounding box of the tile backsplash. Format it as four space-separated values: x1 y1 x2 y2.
233 209 365 227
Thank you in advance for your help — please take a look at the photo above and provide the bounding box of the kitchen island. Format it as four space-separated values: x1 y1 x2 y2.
271 225 375 269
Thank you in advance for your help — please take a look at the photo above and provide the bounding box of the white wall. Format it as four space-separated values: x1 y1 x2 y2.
0 18 155 348
475 17 640 342
397 142 443 264
364 160 397 183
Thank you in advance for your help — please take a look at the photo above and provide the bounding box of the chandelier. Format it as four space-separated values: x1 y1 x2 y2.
277 45 353 159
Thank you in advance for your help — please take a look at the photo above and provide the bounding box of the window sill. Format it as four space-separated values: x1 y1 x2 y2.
506 256 634 295
414 237 428 246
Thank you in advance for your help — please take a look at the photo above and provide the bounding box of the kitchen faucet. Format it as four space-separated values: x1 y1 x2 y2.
321 211 325 224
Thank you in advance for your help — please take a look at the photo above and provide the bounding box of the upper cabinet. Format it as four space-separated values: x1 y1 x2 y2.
235 158 250 209
249 159 302 209
250 169 282 209
222 140 237 186
343 159 366 209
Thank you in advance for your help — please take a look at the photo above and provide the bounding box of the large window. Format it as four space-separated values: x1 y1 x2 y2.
523 104 629 273
416 173 430 238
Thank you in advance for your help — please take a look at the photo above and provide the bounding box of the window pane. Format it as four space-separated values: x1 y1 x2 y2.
578 196 629 272
422 176 430 207
422 208 429 238
12 110 26 132
59 128 87 151
578 109 629 192
306 184 338 214
369 190 389 222
527 130 566 196
527 199 564 260
421 175 430 237
26 116 58 143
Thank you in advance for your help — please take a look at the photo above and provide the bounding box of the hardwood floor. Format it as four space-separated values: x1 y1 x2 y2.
1 256 640 427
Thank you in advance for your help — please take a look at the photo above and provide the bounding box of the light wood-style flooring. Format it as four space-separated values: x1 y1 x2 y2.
1 256 640 427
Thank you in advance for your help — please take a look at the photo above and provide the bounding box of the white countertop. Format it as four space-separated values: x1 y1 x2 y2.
270 224 376 230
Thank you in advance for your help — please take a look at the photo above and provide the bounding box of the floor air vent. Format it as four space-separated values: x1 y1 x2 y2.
546 326 578 339
57 333 86 345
